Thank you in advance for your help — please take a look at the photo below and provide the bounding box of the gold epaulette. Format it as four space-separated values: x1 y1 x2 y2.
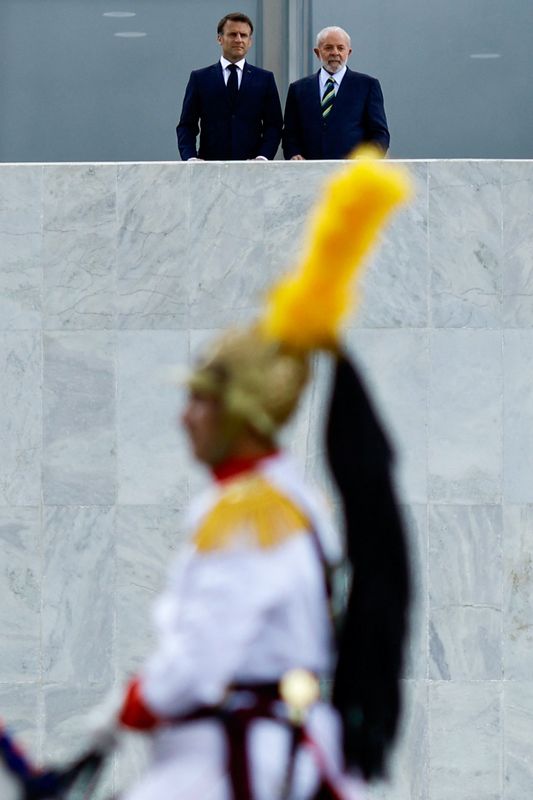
194 474 310 552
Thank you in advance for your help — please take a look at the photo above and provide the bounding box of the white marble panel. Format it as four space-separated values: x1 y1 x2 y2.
504 681 533 799
0 165 42 330
429 330 502 503
42 506 114 684
343 329 429 504
42 331 116 505
503 331 533 502
43 684 114 799
0 508 40 681
262 161 338 280
188 163 271 328
366 681 428 800
429 681 502 800
429 505 502 607
116 164 189 329
0 684 41 761
356 162 428 329
43 165 116 329
191 161 265 244
115 505 187 676
502 161 533 327
503 505 533 679
429 161 502 328
429 506 503 677
429 605 501 680
0 332 41 506
187 234 266 329
401 505 428 681
117 330 189 505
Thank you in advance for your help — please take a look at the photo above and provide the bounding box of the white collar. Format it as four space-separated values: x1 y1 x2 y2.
320 65 347 84
220 56 246 71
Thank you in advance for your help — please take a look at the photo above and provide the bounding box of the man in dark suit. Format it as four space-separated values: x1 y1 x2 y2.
177 12 283 161
283 26 390 160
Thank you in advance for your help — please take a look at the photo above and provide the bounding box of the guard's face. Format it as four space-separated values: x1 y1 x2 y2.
182 391 226 465
218 20 253 62
314 31 352 74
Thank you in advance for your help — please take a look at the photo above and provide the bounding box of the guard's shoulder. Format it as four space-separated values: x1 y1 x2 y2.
193 473 310 553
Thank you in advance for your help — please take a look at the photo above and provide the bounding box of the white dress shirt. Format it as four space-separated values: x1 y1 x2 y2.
220 55 246 87
319 65 347 98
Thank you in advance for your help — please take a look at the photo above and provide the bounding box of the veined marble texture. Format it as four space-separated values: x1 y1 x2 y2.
429 329 502 504
42 331 116 505
43 165 116 330
0 165 42 331
0 507 40 681
117 164 189 329
504 681 533 799
503 505 533 680
503 330 533 503
429 682 502 800
117 329 189 505
115 504 187 675
502 161 533 327
42 506 114 684
0 160 532 800
0 331 41 506
429 161 503 329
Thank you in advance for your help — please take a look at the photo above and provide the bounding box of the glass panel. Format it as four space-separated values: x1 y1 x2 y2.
310 0 533 157
0 0 258 161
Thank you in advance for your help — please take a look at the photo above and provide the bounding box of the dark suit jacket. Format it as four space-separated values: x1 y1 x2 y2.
177 62 283 161
282 68 390 160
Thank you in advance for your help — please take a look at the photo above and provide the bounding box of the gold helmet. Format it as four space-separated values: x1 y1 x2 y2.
187 149 412 439
188 327 309 439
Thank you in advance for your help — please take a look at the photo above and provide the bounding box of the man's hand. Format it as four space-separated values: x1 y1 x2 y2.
290 154 305 161
188 157 205 162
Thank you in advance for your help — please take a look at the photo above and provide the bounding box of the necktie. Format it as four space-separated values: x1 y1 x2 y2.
227 63 239 107
321 77 336 118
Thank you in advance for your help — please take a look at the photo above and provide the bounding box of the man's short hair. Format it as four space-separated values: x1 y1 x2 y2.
217 12 254 35
315 26 351 47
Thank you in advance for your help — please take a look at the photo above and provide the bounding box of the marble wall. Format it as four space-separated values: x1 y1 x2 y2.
1 159 532 799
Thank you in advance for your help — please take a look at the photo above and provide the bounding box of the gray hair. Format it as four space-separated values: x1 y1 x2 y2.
315 26 351 48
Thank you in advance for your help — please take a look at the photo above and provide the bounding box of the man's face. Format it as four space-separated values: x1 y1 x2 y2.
314 31 352 74
182 391 228 465
218 20 253 62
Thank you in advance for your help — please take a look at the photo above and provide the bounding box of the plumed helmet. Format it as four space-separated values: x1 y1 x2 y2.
187 327 310 438
187 149 411 437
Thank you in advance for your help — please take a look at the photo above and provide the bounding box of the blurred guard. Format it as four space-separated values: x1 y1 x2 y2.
118 152 412 800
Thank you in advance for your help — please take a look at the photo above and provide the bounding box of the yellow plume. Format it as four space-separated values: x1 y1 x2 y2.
260 150 412 350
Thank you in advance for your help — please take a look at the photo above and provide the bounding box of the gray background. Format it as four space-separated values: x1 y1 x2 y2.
1 0 532 161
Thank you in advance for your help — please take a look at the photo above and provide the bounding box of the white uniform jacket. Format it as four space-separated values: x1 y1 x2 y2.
122 453 362 800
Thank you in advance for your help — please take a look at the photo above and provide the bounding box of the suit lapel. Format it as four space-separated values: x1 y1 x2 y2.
236 63 254 107
308 71 322 117
214 61 226 91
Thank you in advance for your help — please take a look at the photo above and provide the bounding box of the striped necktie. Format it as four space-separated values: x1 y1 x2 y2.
321 77 336 118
